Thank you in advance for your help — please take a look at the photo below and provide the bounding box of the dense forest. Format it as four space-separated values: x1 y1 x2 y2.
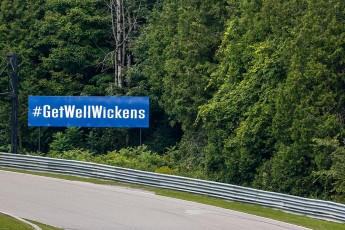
0 0 344 203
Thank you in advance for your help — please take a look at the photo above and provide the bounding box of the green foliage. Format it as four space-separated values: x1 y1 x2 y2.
135 0 228 131
0 213 35 230
199 0 345 200
199 0 292 184
154 166 173 174
0 144 11 153
0 104 10 149
94 145 168 172
260 0 345 197
0 0 45 151
1 0 345 204
49 128 85 152
48 149 93 162
33 0 111 95
311 138 345 202
0 0 114 152
163 136 208 180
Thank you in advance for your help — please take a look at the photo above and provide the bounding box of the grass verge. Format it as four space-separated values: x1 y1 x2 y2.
28 221 61 230
0 213 33 230
0 213 60 230
1 167 344 230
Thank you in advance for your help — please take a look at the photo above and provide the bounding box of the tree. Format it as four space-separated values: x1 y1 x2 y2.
198 0 296 184
0 0 46 151
136 0 228 130
199 0 345 199
49 127 85 152
0 0 115 152
132 0 229 170
104 0 158 89
256 0 345 197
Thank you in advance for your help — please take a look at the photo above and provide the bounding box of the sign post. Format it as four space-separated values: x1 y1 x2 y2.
7 53 18 154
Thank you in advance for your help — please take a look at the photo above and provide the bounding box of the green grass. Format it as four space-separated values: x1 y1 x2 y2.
1 167 345 230
0 213 33 230
153 189 344 230
28 221 61 230
0 213 61 230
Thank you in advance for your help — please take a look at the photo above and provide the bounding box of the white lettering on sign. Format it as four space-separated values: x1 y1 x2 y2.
34 105 146 119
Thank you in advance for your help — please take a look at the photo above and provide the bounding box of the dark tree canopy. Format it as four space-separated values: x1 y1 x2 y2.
0 0 344 202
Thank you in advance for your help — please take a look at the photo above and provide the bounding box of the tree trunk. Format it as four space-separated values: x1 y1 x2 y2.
108 0 137 88
116 0 123 87
110 0 118 85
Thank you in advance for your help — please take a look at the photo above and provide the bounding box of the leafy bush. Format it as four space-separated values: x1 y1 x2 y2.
154 166 174 174
0 144 11 153
49 128 85 152
47 149 93 162
94 145 168 172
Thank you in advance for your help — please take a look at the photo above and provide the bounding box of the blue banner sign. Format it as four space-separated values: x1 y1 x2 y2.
28 96 149 128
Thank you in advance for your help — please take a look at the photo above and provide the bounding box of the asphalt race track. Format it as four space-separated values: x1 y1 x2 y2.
0 170 309 230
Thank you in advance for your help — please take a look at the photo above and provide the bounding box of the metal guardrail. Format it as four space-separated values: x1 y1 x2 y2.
0 152 344 223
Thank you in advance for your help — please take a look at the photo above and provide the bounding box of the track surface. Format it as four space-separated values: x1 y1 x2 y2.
0 170 309 230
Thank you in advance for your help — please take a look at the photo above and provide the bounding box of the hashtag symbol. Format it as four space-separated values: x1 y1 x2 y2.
32 106 42 117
